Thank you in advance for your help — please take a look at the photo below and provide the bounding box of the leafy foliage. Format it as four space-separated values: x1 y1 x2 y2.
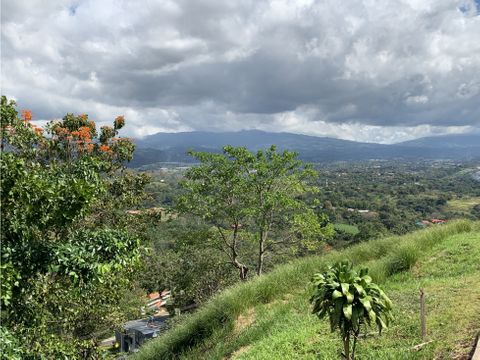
0 96 146 358
177 145 333 279
310 261 393 359
138 221 239 311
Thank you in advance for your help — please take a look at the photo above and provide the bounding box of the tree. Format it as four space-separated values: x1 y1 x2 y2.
138 220 239 311
0 96 147 358
177 146 254 280
310 261 393 360
248 146 333 275
177 145 333 279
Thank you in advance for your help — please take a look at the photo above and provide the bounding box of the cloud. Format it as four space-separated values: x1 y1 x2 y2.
1 0 479 142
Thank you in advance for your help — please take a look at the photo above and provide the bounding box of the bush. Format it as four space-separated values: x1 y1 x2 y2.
310 261 393 360
385 244 420 275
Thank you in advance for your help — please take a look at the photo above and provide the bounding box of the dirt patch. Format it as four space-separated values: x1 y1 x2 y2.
233 308 256 334
226 345 252 359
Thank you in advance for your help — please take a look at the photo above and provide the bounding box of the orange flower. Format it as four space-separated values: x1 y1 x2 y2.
99 144 110 152
86 143 94 152
78 126 91 139
33 127 44 135
21 110 32 121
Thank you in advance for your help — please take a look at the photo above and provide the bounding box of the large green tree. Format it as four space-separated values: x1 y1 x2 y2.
0 96 147 358
177 145 333 280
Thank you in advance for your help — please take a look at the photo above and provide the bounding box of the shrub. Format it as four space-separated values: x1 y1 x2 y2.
310 261 393 360
385 244 420 275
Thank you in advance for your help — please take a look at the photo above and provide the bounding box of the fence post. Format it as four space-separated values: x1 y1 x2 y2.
420 288 426 340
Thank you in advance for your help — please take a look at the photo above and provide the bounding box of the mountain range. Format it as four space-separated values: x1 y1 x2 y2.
129 130 480 167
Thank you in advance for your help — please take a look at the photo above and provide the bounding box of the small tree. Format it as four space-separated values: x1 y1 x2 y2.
310 261 393 359
177 145 333 280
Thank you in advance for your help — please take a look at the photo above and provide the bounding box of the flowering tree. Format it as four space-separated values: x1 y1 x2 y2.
0 96 147 358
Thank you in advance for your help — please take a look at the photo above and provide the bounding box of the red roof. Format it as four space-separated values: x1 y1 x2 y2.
148 292 160 300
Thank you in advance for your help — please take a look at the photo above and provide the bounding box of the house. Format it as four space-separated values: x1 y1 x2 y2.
430 219 447 224
115 315 168 353
146 292 169 312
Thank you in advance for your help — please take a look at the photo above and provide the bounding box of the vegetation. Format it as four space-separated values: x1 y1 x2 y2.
0 96 149 358
132 220 478 359
315 161 480 244
133 159 479 310
2 94 478 358
447 196 480 213
310 261 393 359
177 145 333 279
137 220 239 310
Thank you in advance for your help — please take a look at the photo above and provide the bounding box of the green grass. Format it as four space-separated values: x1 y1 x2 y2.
333 223 360 235
447 196 480 212
134 220 480 360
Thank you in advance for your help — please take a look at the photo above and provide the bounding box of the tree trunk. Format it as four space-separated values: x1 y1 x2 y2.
256 238 265 276
343 333 350 360
230 223 248 281
256 227 269 276
239 264 248 281
232 258 249 280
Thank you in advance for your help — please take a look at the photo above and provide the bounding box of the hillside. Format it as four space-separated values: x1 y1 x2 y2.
134 221 480 360
130 131 480 167
399 133 480 148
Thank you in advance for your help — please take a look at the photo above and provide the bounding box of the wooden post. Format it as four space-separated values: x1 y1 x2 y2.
420 288 426 340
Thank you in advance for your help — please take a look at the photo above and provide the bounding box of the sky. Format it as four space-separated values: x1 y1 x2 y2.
1 0 479 144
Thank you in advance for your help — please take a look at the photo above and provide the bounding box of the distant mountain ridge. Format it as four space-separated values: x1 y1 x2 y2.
129 130 480 167
398 133 480 148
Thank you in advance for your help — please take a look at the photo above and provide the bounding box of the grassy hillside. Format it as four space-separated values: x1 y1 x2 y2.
447 196 480 213
134 221 480 360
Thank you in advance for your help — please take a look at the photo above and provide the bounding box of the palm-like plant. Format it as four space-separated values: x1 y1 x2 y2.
310 261 393 359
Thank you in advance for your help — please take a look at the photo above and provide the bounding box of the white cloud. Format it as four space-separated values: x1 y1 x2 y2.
1 0 479 143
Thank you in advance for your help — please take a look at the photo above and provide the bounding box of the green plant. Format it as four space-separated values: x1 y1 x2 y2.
0 96 147 358
310 261 393 360
177 145 333 279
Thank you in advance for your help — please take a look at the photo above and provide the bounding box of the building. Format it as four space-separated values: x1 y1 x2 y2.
146 291 171 312
115 315 168 353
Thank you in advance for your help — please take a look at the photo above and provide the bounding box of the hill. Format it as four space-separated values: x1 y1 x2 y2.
130 131 480 167
133 220 480 359
398 133 480 148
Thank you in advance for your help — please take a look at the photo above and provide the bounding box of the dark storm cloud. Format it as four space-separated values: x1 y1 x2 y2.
1 0 479 142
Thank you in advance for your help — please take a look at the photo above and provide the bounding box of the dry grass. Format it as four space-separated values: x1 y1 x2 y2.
233 309 256 334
